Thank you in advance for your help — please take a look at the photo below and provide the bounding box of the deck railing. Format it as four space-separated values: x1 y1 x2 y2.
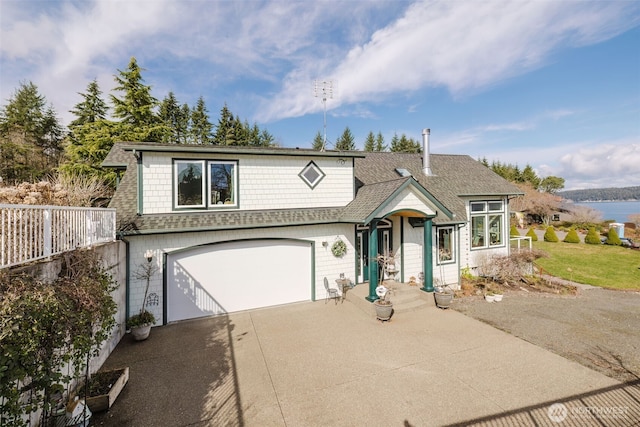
1 204 116 268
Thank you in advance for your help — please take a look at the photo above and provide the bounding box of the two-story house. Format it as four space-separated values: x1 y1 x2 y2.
103 128 522 325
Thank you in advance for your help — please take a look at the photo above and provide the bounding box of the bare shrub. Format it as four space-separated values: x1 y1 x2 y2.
0 173 112 207
477 249 548 286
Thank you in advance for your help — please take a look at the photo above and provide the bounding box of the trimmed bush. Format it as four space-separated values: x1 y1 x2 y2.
563 228 580 243
604 228 622 245
544 226 559 242
526 227 538 241
510 224 520 237
584 227 601 245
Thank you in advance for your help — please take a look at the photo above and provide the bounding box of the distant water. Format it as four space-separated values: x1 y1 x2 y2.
575 201 640 223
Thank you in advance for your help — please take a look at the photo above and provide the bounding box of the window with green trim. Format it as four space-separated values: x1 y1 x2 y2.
174 159 238 209
209 161 237 206
175 160 205 208
437 226 455 264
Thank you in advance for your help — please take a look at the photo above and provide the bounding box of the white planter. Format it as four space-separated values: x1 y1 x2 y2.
485 294 495 303
131 324 151 341
493 294 503 302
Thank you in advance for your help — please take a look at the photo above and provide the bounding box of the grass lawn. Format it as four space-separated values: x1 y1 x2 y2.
532 241 640 290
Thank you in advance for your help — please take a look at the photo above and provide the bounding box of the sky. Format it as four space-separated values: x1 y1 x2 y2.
1 0 639 191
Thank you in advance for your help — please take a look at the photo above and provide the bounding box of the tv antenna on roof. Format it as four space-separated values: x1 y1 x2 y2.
313 79 336 151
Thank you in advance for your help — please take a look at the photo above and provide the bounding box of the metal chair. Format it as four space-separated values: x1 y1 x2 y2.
324 277 340 304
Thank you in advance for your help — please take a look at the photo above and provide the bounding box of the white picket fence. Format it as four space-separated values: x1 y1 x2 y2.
1 204 116 268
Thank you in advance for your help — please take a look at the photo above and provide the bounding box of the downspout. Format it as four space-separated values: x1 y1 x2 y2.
133 149 143 215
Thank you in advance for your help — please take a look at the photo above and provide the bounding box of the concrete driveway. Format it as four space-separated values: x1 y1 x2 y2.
93 290 639 426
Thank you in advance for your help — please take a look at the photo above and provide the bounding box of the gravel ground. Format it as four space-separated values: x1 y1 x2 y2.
452 285 640 383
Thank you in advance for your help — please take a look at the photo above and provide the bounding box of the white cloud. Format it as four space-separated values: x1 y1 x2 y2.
558 140 640 189
258 0 639 121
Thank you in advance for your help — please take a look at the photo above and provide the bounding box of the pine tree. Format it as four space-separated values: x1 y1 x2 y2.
213 104 234 145
110 57 160 141
69 79 108 128
390 133 421 153
158 92 186 144
521 164 540 189
526 227 538 241
0 81 63 182
62 80 118 184
363 131 375 151
311 131 324 150
335 126 355 151
375 132 387 151
190 97 213 144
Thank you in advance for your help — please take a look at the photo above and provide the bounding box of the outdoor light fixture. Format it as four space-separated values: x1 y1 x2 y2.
144 250 153 263
322 241 328 247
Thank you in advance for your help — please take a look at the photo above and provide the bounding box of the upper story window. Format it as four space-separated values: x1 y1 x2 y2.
174 159 238 210
470 200 505 249
209 161 237 206
175 160 205 208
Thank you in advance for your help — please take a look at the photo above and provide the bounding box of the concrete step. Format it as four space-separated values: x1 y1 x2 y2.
345 281 436 318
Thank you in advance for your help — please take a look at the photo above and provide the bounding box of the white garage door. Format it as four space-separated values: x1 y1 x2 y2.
166 239 312 322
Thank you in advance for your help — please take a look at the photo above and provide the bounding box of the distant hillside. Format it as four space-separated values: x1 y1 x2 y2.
558 186 640 202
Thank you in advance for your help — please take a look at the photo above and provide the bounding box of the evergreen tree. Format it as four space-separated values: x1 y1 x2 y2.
563 228 580 243
335 126 355 151
543 226 559 242
0 81 63 182
604 228 622 245
110 57 160 141
526 227 538 241
509 224 520 237
258 129 275 147
158 92 186 144
375 132 387 151
521 164 540 189
190 96 213 144
59 120 119 185
213 104 234 145
69 79 108 128
390 133 421 153
312 131 324 150
363 131 375 151
584 227 601 245
62 80 117 184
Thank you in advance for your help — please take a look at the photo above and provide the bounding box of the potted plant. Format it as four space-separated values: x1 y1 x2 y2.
434 280 454 309
127 250 158 341
127 310 156 341
484 291 496 303
373 284 393 321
